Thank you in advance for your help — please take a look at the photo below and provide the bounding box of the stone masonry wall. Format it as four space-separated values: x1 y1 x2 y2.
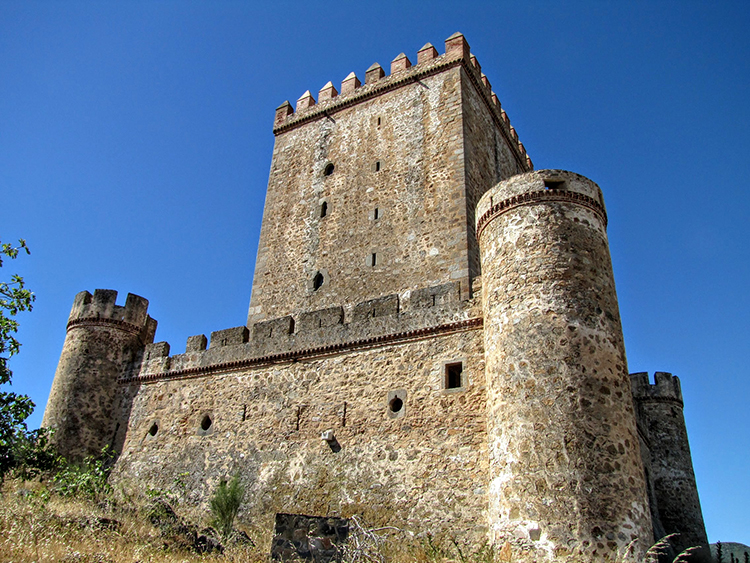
477 171 652 561
42 290 156 460
111 326 488 547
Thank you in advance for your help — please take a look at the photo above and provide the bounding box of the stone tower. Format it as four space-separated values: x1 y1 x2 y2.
42 289 156 460
476 171 652 559
247 33 531 325
631 372 709 558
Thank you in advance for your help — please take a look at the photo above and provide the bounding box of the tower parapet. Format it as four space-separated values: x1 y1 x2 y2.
43 289 157 460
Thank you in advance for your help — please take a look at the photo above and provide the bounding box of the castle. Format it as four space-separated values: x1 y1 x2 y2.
42 33 708 562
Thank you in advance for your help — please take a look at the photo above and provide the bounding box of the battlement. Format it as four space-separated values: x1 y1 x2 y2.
273 32 532 171
630 371 684 405
67 289 157 342
130 281 481 382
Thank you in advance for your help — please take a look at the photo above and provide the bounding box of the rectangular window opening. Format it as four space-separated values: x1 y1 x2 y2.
544 179 566 190
445 362 463 389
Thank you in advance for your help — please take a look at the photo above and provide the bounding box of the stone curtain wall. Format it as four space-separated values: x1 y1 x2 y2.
111 328 488 545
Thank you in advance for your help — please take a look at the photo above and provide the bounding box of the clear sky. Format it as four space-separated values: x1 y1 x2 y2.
2 0 748 546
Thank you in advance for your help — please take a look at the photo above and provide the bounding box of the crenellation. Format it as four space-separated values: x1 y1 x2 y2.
480 72 491 91
365 62 385 84
340 71 360 95
630 371 683 404
417 42 437 64
186 334 208 352
390 52 411 74
210 326 250 348
275 101 294 125
296 90 316 111
444 31 470 60
470 53 481 73
318 81 338 101
351 294 399 323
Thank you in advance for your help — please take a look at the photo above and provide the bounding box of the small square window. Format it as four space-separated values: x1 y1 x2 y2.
445 362 463 389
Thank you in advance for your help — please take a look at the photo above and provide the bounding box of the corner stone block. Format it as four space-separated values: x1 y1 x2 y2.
186 334 208 352
341 72 361 95
417 43 438 64
296 90 316 111
274 101 294 125
209 326 249 348
145 341 170 361
318 81 338 101
365 62 385 84
445 31 470 60
390 53 412 74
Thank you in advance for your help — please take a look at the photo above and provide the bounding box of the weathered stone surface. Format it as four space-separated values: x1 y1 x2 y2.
42 33 708 562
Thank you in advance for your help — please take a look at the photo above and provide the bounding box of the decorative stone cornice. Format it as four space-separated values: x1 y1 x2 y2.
120 317 483 385
476 189 608 239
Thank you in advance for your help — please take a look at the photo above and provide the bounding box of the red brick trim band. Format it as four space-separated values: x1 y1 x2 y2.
119 317 483 385
476 189 608 239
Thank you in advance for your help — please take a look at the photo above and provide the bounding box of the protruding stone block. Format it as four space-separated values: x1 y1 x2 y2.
390 53 411 74
296 90 316 111
365 62 385 84
341 72 361 95
445 31 470 60
417 42 438 64
275 101 293 126
318 81 338 101
186 334 208 352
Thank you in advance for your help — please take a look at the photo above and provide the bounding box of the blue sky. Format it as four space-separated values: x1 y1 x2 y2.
2 0 748 546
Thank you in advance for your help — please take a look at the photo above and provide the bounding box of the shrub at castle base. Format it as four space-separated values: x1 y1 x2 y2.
43 33 709 562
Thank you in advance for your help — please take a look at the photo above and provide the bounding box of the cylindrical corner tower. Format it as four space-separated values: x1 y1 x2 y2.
476 170 652 561
631 372 709 560
42 289 156 460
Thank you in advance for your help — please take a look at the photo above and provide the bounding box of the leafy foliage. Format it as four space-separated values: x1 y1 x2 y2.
0 239 38 480
52 446 114 499
209 475 244 539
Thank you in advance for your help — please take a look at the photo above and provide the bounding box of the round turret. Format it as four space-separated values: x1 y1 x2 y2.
476 170 652 561
42 289 156 460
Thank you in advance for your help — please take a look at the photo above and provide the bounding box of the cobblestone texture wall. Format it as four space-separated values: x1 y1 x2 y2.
477 171 652 561
111 326 488 546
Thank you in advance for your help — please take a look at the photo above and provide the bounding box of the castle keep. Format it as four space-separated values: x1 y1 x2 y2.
43 33 708 561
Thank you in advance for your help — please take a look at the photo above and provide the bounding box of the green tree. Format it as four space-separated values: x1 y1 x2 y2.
0 239 38 479
210 475 244 540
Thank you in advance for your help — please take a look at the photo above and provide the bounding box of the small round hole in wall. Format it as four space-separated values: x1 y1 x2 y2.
201 414 212 431
148 422 158 436
324 163 335 176
388 397 403 413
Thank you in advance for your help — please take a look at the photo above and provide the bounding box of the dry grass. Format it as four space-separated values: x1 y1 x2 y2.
0 480 266 563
